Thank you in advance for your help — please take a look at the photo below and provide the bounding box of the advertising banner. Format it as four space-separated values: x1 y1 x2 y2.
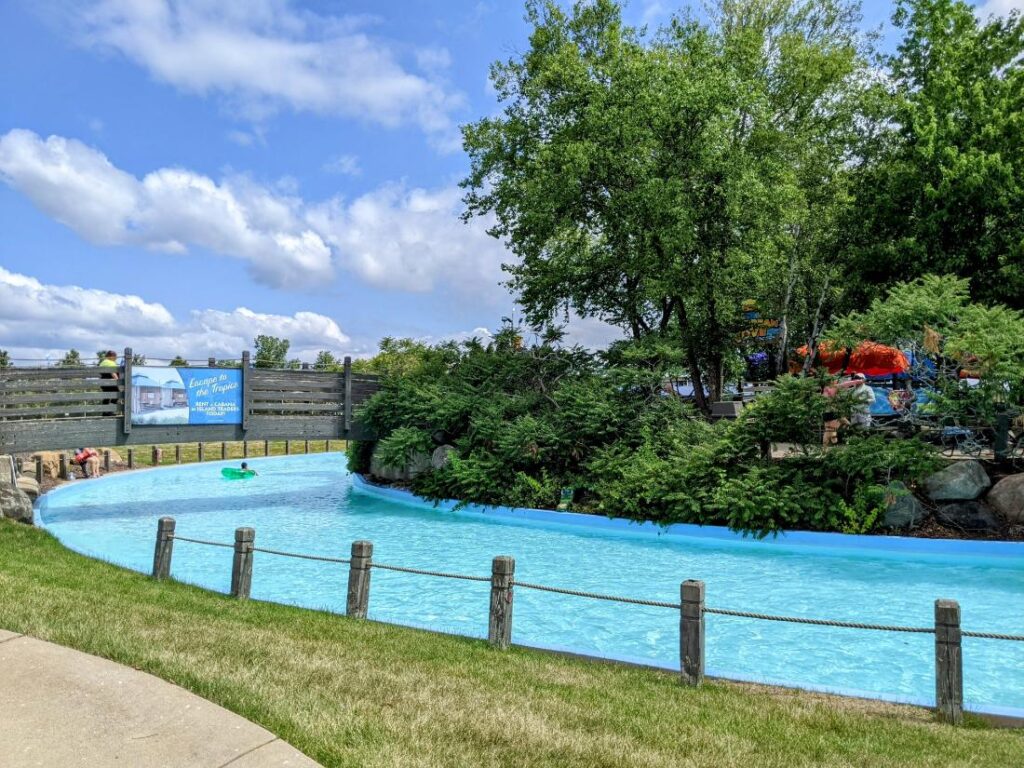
131 366 242 426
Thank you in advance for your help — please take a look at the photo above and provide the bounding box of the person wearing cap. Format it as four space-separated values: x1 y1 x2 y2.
849 373 876 428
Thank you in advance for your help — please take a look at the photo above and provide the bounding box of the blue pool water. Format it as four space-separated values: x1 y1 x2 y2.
36 453 1024 715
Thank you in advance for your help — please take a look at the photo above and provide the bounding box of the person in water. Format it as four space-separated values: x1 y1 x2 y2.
240 462 258 476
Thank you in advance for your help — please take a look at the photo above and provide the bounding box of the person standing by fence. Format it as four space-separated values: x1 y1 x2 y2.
99 350 119 405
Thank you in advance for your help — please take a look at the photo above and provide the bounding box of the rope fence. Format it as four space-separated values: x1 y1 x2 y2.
150 518 1023 726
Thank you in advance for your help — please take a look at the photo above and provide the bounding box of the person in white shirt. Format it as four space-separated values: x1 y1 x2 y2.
850 373 876 428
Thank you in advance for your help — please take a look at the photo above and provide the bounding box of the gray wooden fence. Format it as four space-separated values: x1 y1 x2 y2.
0 349 380 453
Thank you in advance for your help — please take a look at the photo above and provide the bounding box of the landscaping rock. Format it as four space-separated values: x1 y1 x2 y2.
923 461 991 501
431 445 456 471
0 483 33 523
369 446 432 482
987 474 1024 524
882 481 926 529
935 501 1001 533
0 454 15 486
16 475 40 500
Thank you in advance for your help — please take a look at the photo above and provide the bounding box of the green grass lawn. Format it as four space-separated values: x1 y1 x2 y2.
0 521 1020 767
113 439 341 467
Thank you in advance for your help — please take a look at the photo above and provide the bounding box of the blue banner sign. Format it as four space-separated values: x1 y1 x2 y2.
131 366 242 426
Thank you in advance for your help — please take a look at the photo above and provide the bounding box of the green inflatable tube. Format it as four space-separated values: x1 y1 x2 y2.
221 467 256 480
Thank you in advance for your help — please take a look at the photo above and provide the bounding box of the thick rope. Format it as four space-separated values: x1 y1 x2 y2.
169 534 233 549
370 562 491 583
962 631 1024 642
165 534 1023 641
253 547 350 564
704 607 934 633
513 581 681 610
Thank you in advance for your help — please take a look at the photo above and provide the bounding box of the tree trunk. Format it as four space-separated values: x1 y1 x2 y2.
802 273 831 376
676 301 711 416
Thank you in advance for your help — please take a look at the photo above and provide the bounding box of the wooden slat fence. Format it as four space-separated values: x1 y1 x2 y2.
0 350 380 453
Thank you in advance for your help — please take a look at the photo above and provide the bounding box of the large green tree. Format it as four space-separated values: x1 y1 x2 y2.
841 0 1024 307
253 335 290 369
462 0 866 411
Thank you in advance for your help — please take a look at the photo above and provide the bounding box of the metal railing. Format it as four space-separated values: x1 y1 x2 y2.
151 517 1024 726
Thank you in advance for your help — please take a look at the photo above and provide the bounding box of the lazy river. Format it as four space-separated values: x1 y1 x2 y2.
36 453 1024 715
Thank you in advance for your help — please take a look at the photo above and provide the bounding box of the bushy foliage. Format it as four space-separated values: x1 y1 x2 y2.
354 332 941 537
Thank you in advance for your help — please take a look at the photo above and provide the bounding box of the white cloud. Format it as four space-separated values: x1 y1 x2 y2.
74 0 464 147
0 266 349 363
1 129 514 303
976 0 1024 16
322 154 361 176
307 183 508 300
0 129 333 289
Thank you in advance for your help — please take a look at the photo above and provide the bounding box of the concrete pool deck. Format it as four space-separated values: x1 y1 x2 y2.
0 629 320 768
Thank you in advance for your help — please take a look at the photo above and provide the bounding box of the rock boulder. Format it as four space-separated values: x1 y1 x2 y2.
16 475 40 500
935 501 1001 533
923 461 991 501
0 456 33 523
369 446 432 482
987 474 1024 524
431 445 456 471
882 481 926 529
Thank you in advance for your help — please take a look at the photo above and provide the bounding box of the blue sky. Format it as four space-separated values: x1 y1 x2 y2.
0 0 1009 364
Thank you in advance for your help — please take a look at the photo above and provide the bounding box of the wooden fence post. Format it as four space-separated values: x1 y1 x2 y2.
263 439 270 456
174 445 181 464
230 527 255 600
59 453 69 480
304 439 310 454
197 443 204 462
488 556 515 649
285 440 291 455
122 347 133 435
103 449 111 472
35 457 43 483
346 540 373 618
343 356 353 434
680 580 705 686
243 441 249 458
152 446 162 466
241 350 251 433
126 448 134 469
935 599 963 725
221 441 227 460
152 517 175 579
325 439 331 452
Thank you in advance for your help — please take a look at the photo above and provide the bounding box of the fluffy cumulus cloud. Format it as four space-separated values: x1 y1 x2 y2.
0 129 511 302
0 129 333 289
307 183 508 299
75 0 463 147
0 266 349 363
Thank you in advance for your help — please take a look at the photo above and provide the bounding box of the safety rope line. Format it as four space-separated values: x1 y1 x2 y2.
169 534 234 549
370 562 491 582
163 533 1024 641
513 581 681 610
961 631 1024 642
703 607 934 634
252 547 350 564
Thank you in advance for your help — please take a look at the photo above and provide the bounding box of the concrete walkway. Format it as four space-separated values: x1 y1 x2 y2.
0 630 321 767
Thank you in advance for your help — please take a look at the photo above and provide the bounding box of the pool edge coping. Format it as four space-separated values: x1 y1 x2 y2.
350 474 1024 559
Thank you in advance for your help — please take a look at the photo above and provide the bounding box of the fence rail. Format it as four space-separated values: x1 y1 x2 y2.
0 348 380 453
152 518 1024 726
